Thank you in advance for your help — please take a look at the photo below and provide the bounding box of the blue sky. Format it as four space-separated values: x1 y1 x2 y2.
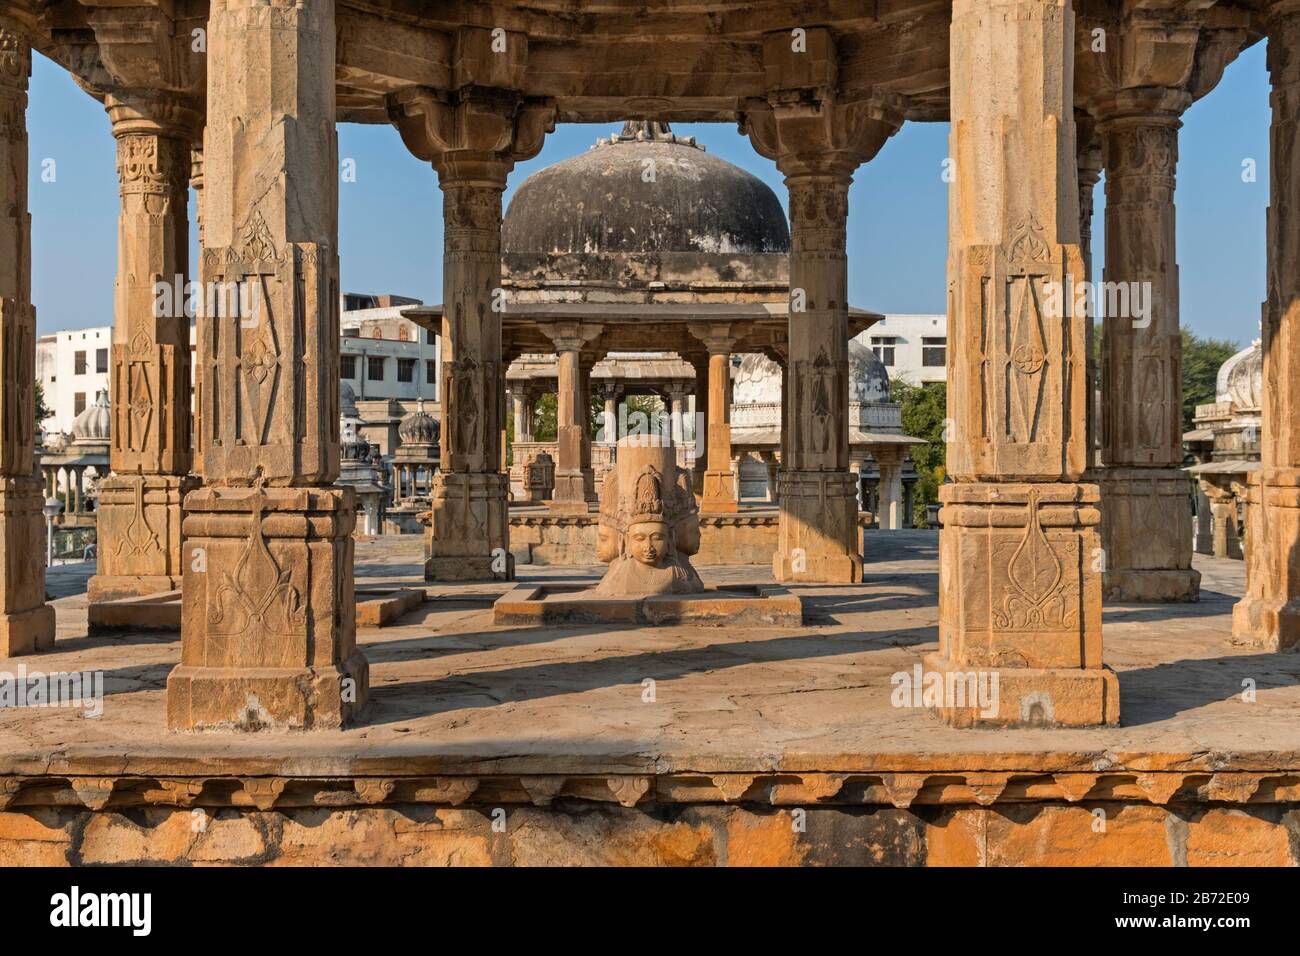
28 40 1269 348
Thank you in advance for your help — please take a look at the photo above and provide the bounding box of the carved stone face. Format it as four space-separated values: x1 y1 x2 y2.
596 522 619 564
626 519 670 568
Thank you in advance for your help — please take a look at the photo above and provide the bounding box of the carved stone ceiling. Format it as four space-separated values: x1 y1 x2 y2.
12 0 1266 128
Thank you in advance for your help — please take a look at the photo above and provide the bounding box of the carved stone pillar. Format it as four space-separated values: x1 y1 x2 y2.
388 56 554 580
88 94 199 606
877 450 904 530
742 38 899 581
1235 2 1300 650
0 15 54 655
691 358 709 495
545 322 598 514
168 0 367 731
600 386 618 445
926 0 1116 727
191 142 205 477
1093 89 1199 601
694 328 738 513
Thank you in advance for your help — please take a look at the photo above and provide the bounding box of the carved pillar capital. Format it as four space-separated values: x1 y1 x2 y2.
740 91 902 182
387 85 556 186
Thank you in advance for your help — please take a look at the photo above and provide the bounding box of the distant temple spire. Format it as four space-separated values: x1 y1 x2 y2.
597 121 703 151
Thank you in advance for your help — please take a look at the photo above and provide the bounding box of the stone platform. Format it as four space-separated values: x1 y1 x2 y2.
6 533 1300 865
492 583 802 627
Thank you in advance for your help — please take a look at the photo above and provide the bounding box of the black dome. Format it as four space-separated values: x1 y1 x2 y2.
503 122 790 256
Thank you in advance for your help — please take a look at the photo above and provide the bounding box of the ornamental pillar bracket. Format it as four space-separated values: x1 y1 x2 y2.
687 323 741 356
738 29 903 178
387 85 556 181
538 320 603 356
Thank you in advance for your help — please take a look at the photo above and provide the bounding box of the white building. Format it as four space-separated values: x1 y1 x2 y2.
38 293 440 446
36 327 112 434
857 313 948 386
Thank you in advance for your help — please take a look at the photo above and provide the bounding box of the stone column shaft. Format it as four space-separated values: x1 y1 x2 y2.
1235 3 1300 649
928 0 1116 727
692 359 709 495
775 172 860 580
551 341 592 513
701 347 738 512
168 0 367 731
1095 91 1199 601
89 96 200 605
0 15 54 655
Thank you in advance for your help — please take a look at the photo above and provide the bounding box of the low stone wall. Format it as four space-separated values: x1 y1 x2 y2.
3 801 1293 866
508 511 783 565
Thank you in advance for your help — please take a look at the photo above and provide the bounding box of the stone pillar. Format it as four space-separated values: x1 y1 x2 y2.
695 330 738 512
1094 88 1199 601
192 142 205 477
877 451 903 530
691 358 709 495
926 0 1116 727
522 389 537 443
0 14 54 654
1194 483 1214 555
903 478 916 528
742 42 899 581
88 94 199 605
849 460 864 512
388 55 554 580
1235 2 1300 650
168 0 367 731
547 323 598 514
1210 497 1238 560
601 387 618 445
763 451 779 504
667 386 687 447
511 390 525 447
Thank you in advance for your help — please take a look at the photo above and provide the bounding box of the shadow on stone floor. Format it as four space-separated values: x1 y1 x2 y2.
361 621 646 665
1100 591 1240 625
1116 648 1300 725
360 624 938 726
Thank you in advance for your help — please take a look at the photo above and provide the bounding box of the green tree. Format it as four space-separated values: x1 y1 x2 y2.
1180 328 1239 434
34 381 52 427
891 377 947 527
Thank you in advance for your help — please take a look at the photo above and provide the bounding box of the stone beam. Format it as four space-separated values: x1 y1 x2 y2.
0 12 55 656
927 0 1117 728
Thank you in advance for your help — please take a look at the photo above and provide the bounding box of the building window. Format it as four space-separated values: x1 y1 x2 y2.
340 355 356 379
397 358 415 383
74 392 86 416
425 359 437 385
425 328 436 345
871 336 897 367
74 351 86 375
367 356 386 381
397 326 409 342
95 348 109 373
921 337 947 367
371 329 383 339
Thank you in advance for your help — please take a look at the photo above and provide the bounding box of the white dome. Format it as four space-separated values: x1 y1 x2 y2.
731 341 891 407
1216 340 1262 411
71 392 110 442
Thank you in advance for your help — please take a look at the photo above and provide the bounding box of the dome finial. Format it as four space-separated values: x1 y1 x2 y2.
599 121 701 151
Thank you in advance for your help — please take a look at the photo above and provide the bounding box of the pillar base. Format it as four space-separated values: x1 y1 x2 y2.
88 468 196 605
1103 567 1201 603
425 471 514 582
425 553 516 582
1097 467 1199 602
0 477 55 656
922 652 1119 728
773 470 862 584
0 605 56 658
933 481 1116 726
169 485 367 731
166 654 368 731
1233 596 1300 652
701 471 738 513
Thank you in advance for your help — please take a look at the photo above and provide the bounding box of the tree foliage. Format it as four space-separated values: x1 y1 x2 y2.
891 377 947 527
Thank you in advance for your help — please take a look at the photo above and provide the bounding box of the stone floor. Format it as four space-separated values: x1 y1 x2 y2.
11 530 1300 780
